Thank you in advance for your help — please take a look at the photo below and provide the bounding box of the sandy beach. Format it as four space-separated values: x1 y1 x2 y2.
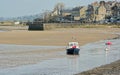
0 27 120 75
0 28 119 46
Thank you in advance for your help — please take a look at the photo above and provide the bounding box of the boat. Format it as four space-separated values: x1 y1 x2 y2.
66 42 80 55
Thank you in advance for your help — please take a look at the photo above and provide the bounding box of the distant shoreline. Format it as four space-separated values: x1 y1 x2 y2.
0 25 28 31
0 24 120 31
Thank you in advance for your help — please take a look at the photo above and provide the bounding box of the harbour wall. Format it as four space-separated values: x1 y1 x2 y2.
28 23 81 30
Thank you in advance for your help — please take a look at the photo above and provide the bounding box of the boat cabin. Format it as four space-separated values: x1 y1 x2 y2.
67 42 79 49
66 42 80 55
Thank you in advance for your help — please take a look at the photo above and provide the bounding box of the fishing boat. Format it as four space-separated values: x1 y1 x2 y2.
66 42 80 55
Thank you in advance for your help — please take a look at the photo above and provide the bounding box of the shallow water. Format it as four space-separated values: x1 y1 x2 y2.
0 39 120 75
0 30 5 32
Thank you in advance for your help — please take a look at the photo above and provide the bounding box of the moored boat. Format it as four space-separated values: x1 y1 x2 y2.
66 42 80 55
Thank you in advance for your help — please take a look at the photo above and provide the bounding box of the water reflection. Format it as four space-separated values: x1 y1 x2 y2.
67 55 80 75
105 50 109 64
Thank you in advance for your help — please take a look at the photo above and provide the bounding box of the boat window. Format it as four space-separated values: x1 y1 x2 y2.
74 43 76 45
70 43 73 46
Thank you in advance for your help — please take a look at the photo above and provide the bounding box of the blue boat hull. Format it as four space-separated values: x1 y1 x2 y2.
66 48 80 55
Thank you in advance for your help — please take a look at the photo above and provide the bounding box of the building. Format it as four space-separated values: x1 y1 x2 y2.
62 9 72 17
86 5 94 22
111 2 120 17
72 7 83 21
79 6 87 19
47 1 120 23
95 1 107 21
105 1 113 17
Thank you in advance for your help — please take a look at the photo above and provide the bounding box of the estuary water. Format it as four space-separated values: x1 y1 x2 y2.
0 30 5 32
0 39 119 75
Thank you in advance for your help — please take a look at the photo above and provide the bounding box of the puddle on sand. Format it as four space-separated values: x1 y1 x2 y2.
0 39 120 75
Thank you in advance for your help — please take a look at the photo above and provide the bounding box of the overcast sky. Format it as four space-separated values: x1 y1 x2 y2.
0 0 115 17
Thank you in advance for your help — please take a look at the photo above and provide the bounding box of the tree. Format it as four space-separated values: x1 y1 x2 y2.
54 3 65 16
42 10 51 23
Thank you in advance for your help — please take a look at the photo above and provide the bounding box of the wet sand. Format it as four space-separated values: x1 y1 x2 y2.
0 46 65 69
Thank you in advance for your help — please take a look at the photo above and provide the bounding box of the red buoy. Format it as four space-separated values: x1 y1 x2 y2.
106 41 112 45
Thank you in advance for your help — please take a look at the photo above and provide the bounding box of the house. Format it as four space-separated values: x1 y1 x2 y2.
95 1 107 21
86 5 94 22
71 7 83 21
111 2 120 17
79 6 87 19
105 1 113 17
62 9 72 17
51 10 59 16
91 1 99 22
62 7 82 21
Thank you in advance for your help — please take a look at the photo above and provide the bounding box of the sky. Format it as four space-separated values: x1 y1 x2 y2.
0 0 115 18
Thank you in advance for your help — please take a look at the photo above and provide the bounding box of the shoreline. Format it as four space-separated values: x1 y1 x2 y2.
75 60 120 75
